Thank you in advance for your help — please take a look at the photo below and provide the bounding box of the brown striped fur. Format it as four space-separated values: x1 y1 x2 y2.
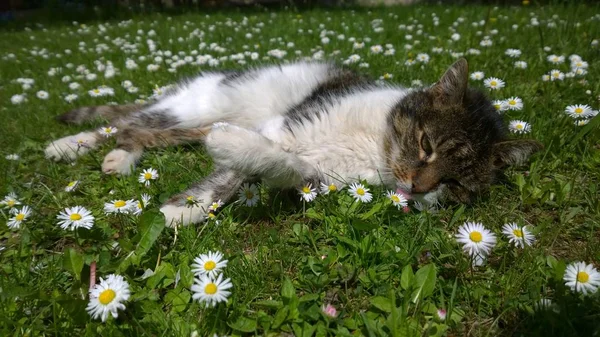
57 104 145 125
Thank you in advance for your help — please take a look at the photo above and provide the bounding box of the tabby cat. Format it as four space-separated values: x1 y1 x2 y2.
45 59 543 226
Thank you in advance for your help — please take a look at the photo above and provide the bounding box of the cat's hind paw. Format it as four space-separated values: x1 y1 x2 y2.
205 124 265 169
44 132 99 162
102 149 139 175
160 204 206 227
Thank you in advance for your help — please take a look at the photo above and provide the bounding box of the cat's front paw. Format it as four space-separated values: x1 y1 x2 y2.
159 204 206 227
44 132 98 162
102 149 138 175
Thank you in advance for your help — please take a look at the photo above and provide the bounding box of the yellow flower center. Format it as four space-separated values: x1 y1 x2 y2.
208 212 216 219
98 289 116 305
105 127 112 132
204 283 217 295
490 81 497 86
328 184 337 192
68 181 76 187
577 271 589 283
512 229 523 238
302 186 311 194
575 108 583 114
137 202 143 209
70 213 82 221
211 203 219 209
509 100 516 105
469 231 483 243
93 89 100 94
16 213 25 221
245 191 254 199
186 196 195 201
114 200 126 208
494 104 501 110
356 188 365 196
383 73 392 79
391 195 400 203
204 261 216 271
7 200 15 207
516 124 524 130
144 172 152 180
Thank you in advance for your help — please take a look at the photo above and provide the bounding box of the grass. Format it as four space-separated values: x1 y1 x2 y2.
1 3 600 336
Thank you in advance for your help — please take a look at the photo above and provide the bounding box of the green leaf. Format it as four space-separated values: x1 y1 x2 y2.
360 202 383 220
255 300 283 309
351 219 378 231
62 248 84 281
299 293 320 302
271 306 290 329
134 210 165 258
228 316 257 333
400 265 414 290
411 264 436 303
292 322 316 337
164 289 190 313
281 277 295 299
370 296 392 313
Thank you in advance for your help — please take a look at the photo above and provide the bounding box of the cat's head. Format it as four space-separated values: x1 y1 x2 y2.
384 58 543 203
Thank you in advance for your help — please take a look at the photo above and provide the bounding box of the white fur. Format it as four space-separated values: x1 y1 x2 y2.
159 188 213 226
44 131 100 162
102 149 141 175
160 204 207 227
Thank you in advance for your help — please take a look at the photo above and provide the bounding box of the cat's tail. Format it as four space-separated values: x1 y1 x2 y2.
56 104 144 125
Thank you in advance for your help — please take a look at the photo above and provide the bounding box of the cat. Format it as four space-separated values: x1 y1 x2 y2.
44 58 543 226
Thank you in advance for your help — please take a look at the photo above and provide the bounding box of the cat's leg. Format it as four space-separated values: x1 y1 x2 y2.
45 131 106 162
205 124 317 187
159 168 246 227
101 126 211 175
56 104 145 125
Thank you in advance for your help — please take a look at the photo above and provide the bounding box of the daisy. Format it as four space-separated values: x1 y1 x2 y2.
506 97 524 110
208 200 223 212
386 190 408 209
514 61 528 69
483 77 505 90
348 183 373 203
575 119 590 126
11 94 25 105
57 205 94 230
416 53 430 63
547 54 565 64
322 304 338 318
7 205 32 229
505 48 522 58
36 90 49 99
191 273 233 307
98 126 118 137
133 194 151 216
502 223 535 248
455 222 497 258
299 183 317 202
64 94 78 102
65 180 79 192
563 262 600 295
138 168 159 187
238 183 259 207
565 104 593 118
319 182 339 195
469 71 484 80
550 69 564 81
508 120 531 134
1 192 21 209
104 199 136 214
492 100 509 112
191 251 228 278
87 274 131 322
5 154 19 160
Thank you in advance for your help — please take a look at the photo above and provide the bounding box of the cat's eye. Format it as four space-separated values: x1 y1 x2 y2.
420 134 433 158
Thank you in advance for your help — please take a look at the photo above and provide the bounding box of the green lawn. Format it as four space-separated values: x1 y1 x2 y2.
1 3 599 336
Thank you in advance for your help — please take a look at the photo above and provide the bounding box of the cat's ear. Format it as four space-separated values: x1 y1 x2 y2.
432 58 469 105
491 139 544 169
